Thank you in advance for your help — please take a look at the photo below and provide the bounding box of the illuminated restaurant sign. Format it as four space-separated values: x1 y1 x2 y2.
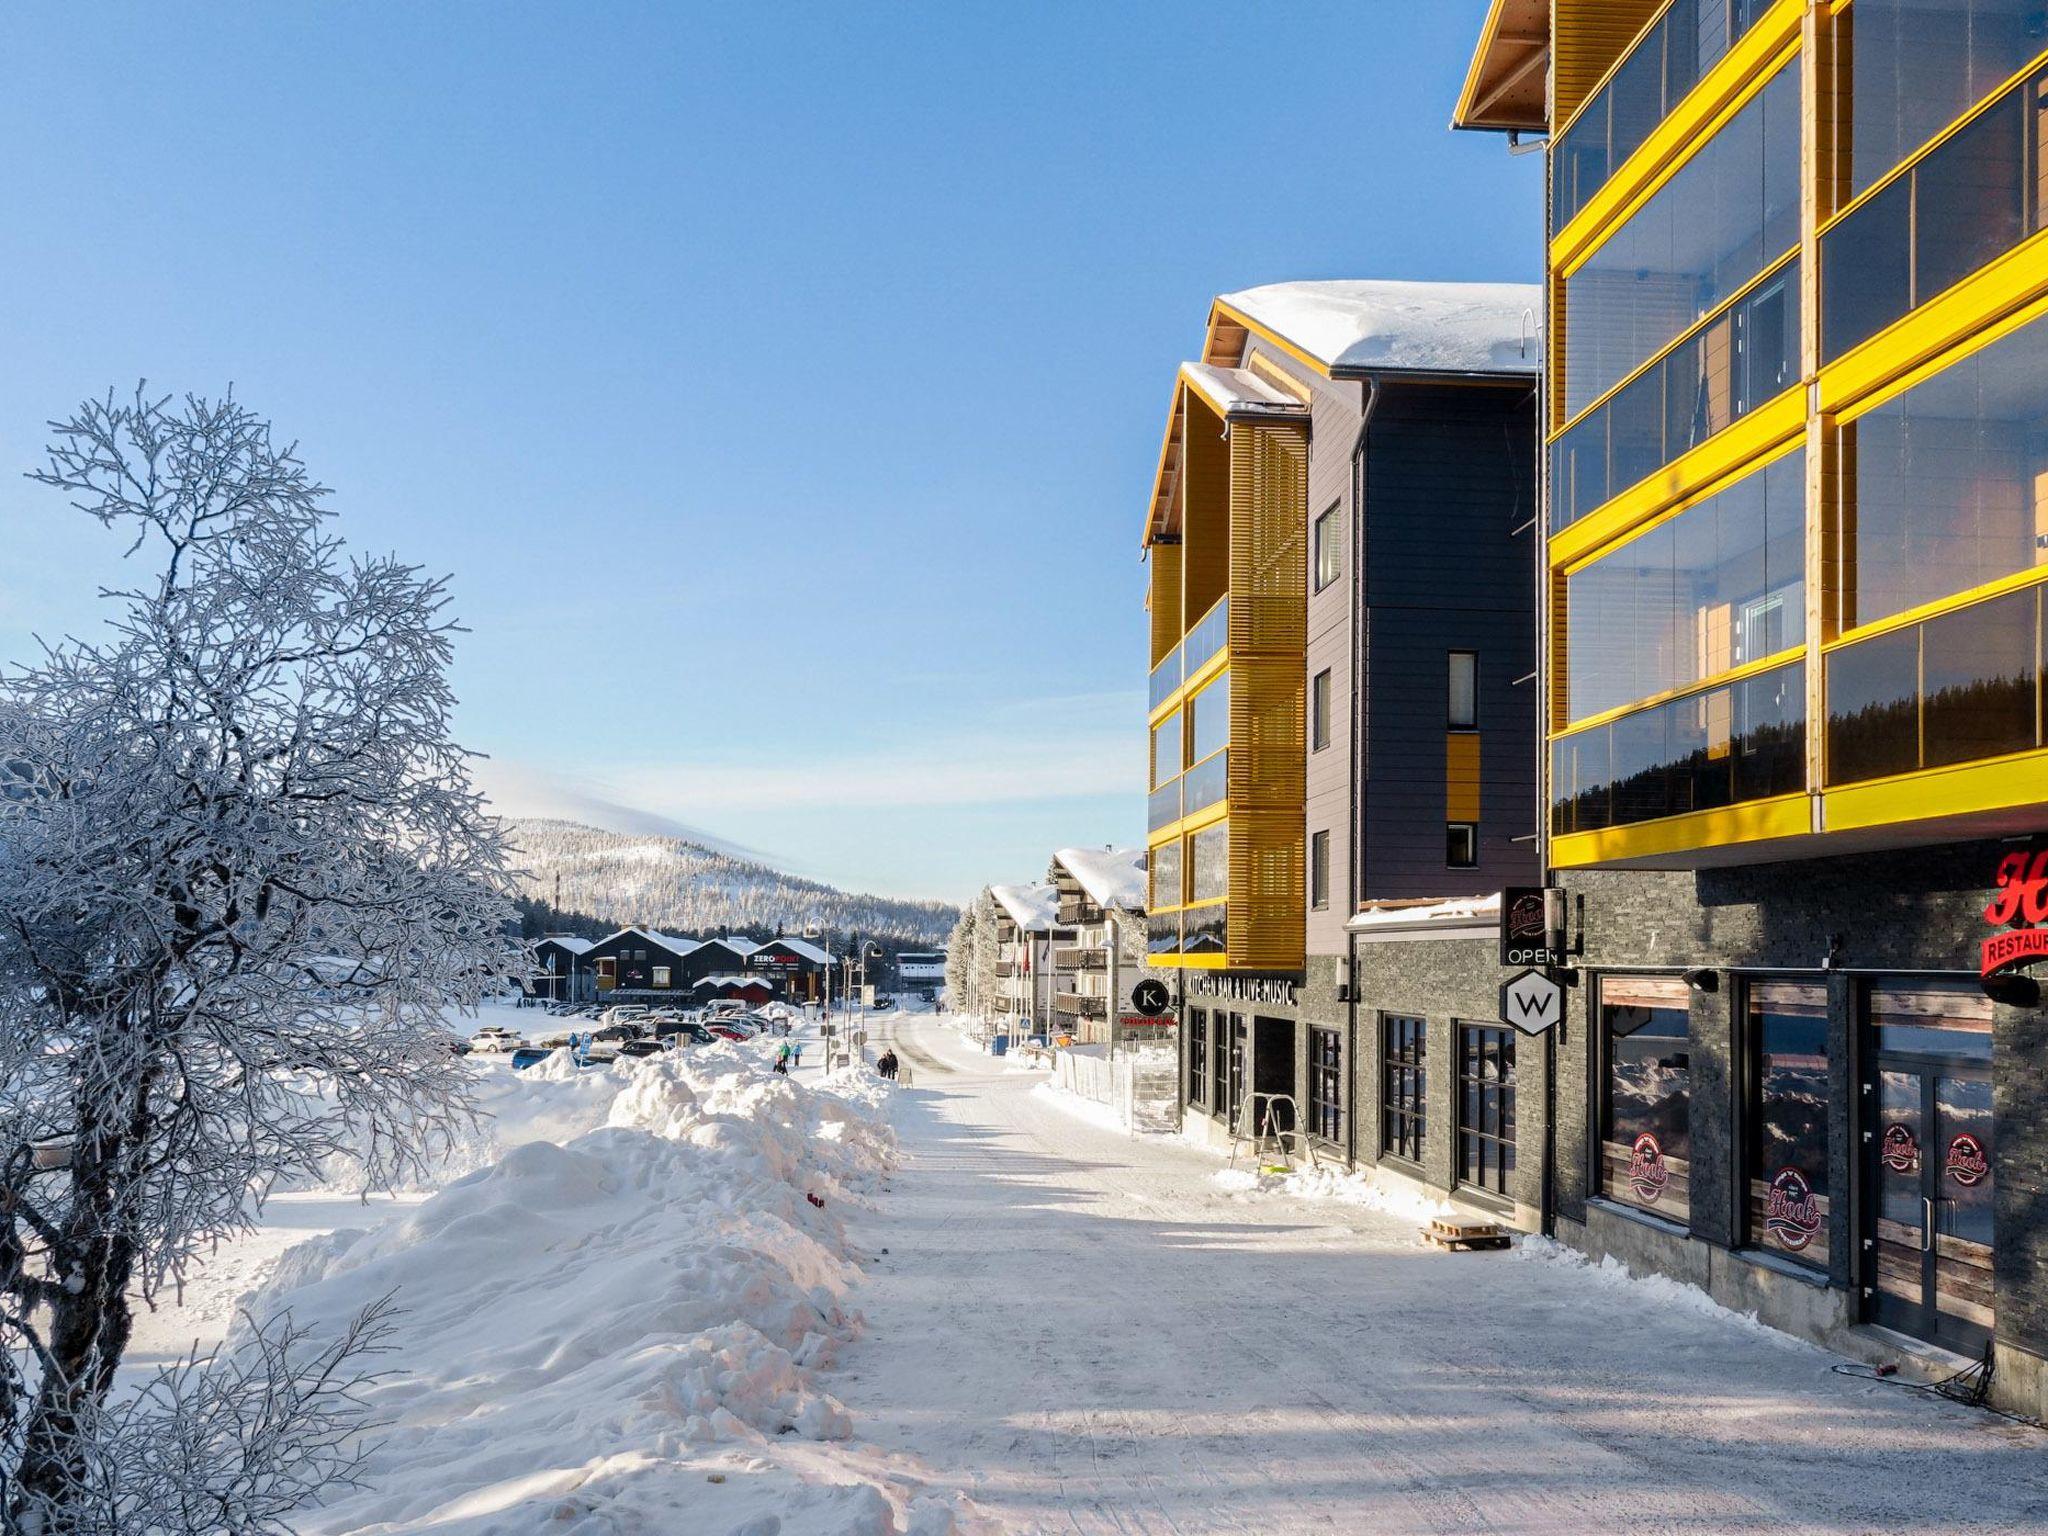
1983 845 2048 977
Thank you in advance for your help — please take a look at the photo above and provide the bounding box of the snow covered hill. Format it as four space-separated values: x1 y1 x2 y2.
504 818 958 947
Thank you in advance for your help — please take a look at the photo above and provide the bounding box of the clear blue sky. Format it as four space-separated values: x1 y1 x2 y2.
0 2 1541 903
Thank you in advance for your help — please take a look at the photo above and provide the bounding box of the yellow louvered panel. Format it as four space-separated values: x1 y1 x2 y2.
1226 424 1308 658
1149 542 1183 670
1548 565 1571 733
1554 0 1667 127
1228 808 1305 972
1183 393 1231 630
1227 655 1305 811
1446 733 1482 822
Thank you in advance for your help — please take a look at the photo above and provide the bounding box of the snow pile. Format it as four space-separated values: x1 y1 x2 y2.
1208 1162 1454 1227
244 1050 988 1536
1511 1236 1817 1353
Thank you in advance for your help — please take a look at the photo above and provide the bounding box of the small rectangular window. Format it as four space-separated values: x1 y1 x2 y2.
1448 651 1478 730
1311 668 1332 751
652 965 671 987
1309 830 1330 909
1313 505 1342 592
1447 823 1478 868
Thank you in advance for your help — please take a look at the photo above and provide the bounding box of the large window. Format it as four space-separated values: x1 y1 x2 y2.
1147 911 1181 957
1835 311 2048 630
1382 1014 1427 1164
1188 821 1228 905
1565 448 1805 723
1311 668 1332 751
1563 58 1800 419
1184 905 1226 956
1551 261 1799 530
1449 651 1478 729
1840 0 2047 197
1188 1010 1210 1110
1826 583 2044 784
1457 1024 1517 1199
1552 0 1777 229
1745 980 1829 1269
1601 977 1693 1222
1551 660 1805 833
1188 672 1230 764
1151 713 1182 789
1313 504 1342 591
1309 829 1330 910
1309 1026 1343 1144
1150 839 1183 911
1824 57 2047 359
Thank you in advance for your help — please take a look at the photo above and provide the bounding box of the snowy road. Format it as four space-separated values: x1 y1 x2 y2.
840 1016 2048 1535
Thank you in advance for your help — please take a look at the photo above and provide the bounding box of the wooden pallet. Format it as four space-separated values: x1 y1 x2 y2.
1423 1215 1511 1252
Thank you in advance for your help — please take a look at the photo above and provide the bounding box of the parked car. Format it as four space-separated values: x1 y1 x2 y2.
705 1024 750 1042
470 1026 522 1052
591 1022 641 1043
509 1046 556 1071
653 1019 717 1046
616 1038 665 1059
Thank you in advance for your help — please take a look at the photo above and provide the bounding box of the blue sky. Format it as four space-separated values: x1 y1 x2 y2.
0 2 1540 903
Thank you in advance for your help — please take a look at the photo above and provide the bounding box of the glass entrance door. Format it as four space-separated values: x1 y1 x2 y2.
1865 983 1995 1353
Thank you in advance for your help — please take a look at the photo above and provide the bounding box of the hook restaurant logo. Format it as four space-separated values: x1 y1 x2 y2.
1982 845 2048 977
1880 1123 1920 1173
1764 1167 1823 1251
1946 1132 1989 1187
1628 1132 1670 1204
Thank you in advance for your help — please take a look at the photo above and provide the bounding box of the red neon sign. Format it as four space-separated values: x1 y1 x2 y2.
1981 846 2048 978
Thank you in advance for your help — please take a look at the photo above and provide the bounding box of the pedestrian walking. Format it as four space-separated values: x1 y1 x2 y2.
774 1041 792 1076
791 1039 804 1069
876 1048 899 1081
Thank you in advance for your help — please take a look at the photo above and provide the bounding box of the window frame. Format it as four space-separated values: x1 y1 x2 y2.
1313 503 1342 593
1308 1025 1344 1146
1381 1013 1428 1166
1456 1022 1517 1200
1448 650 1479 731
1447 822 1478 869
1309 829 1330 910
1311 667 1333 751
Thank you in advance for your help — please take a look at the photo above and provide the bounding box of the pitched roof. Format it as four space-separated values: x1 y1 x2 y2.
1452 0 1551 133
761 935 833 964
1214 280 1542 378
536 934 594 955
988 882 1060 931
592 925 703 957
1052 846 1148 913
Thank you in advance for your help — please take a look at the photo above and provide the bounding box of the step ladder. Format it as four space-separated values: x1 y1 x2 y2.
1227 1092 1319 1173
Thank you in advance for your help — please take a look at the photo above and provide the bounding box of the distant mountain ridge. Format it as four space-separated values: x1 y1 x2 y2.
503 818 958 948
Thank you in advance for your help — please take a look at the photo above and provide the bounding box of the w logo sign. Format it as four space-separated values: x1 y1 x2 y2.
1498 969 1563 1035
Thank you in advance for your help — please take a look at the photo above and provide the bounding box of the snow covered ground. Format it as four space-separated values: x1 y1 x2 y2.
132 1007 2048 1534
849 1014 2048 1534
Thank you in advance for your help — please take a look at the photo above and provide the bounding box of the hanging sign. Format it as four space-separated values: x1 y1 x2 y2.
1499 968 1564 1035
1500 886 1566 968
1982 845 2048 976
1131 978 1171 1017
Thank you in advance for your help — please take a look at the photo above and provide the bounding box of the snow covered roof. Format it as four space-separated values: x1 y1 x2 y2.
989 882 1060 931
1180 362 1308 421
593 926 703 957
537 934 594 955
762 935 832 964
1216 280 1541 378
1347 893 1500 938
696 936 761 960
1052 846 1148 914
694 973 772 989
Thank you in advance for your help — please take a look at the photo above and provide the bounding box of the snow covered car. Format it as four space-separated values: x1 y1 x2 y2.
508 1046 557 1071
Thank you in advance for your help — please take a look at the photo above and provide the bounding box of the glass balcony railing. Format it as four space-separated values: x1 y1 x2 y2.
1551 260 1798 532
1185 596 1228 678
1184 749 1227 819
1183 904 1227 956
1149 641 1183 712
1822 61 2048 362
1551 0 1774 231
1148 777 1182 832
1827 584 2045 786
1551 660 1806 835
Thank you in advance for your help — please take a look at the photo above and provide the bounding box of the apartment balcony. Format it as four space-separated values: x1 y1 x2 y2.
1055 947 1107 970
1057 898 1101 927
1054 992 1107 1020
994 960 1017 979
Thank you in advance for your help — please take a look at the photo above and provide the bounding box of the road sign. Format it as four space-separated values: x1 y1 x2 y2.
1499 968 1564 1035
1131 978 1171 1017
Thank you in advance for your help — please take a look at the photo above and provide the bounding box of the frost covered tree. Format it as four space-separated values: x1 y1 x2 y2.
0 389 519 1531
942 889 1001 1020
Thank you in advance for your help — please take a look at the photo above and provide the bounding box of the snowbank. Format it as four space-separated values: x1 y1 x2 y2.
1207 1161 1454 1227
243 1049 988 1535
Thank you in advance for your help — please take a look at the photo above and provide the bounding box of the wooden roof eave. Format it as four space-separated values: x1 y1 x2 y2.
1143 377 1188 551
1451 0 1551 134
